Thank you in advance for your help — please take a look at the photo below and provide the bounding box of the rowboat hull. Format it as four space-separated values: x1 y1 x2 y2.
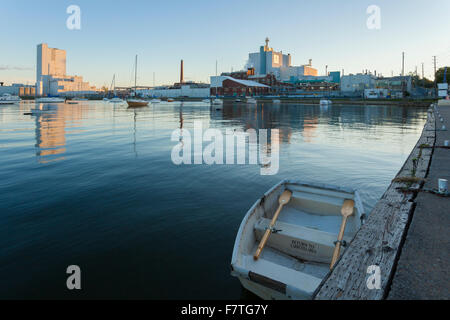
127 100 149 108
231 180 365 300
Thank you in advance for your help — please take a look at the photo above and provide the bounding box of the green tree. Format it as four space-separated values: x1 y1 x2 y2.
435 67 449 84
409 74 435 88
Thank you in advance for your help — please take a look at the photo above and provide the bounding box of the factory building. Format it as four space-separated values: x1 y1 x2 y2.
341 73 413 97
210 76 270 96
0 83 35 97
375 76 412 95
341 74 376 93
141 83 210 98
36 43 97 96
247 38 318 81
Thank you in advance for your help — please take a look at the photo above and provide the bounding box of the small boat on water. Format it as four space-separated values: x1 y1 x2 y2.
235 98 242 103
127 99 149 108
35 97 65 103
231 180 365 300
167 98 175 103
202 99 211 104
126 55 149 108
151 99 161 103
273 99 281 104
247 97 257 104
320 99 332 105
0 93 21 105
109 97 124 103
212 99 223 105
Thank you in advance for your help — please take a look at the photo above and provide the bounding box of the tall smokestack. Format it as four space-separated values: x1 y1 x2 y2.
180 60 184 84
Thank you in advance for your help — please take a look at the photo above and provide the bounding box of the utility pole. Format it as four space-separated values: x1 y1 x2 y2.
216 60 218 77
402 52 405 77
422 63 425 89
433 56 437 96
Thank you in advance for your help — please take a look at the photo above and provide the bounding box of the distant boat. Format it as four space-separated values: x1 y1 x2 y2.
235 98 242 103
212 99 223 105
273 99 281 104
231 180 365 300
127 99 149 107
103 98 109 101
0 93 21 105
202 99 211 104
320 99 332 105
127 55 148 108
35 97 65 103
109 97 124 103
167 98 175 103
247 97 257 104
108 74 124 103
151 99 161 103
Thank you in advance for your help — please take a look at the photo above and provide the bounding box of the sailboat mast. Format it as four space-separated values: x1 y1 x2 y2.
134 55 138 95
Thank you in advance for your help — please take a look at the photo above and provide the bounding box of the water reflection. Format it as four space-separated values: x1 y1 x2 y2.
0 100 429 300
33 103 67 164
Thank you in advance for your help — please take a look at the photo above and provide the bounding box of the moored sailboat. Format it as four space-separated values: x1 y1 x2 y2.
127 55 148 108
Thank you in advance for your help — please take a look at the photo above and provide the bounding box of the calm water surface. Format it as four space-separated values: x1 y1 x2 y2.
0 101 427 299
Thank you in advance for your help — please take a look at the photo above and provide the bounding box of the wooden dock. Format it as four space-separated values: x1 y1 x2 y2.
313 103 439 300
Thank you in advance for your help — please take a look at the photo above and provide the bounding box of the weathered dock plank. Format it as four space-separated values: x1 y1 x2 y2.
313 106 436 300
388 103 450 300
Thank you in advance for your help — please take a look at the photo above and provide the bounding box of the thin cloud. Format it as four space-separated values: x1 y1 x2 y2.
0 65 33 71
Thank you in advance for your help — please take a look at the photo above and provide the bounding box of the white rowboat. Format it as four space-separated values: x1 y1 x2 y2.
231 180 365 300
247 97 257 104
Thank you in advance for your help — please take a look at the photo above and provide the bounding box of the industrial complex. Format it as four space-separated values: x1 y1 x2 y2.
0 39 447 100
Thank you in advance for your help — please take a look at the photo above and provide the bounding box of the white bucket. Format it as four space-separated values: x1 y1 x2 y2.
439 179 448 194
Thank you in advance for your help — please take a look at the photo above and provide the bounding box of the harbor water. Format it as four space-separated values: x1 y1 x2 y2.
0 101 428 299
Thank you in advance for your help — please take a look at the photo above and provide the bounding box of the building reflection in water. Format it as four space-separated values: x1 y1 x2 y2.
33 103 83 164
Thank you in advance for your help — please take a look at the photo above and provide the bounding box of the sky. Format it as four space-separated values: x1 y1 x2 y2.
0 0 449 88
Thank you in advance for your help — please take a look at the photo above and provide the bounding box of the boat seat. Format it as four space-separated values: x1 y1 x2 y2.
254 215 353 264
243 254 323 299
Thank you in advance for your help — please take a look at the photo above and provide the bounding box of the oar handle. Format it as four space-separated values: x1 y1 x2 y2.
254 203 284 261
330 216 348 269
254 228 272 260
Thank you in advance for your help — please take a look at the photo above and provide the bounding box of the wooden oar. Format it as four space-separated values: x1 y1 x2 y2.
330 199 355 270
254 190 293 261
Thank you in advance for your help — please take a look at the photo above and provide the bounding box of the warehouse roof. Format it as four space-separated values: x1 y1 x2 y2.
222 76 270 88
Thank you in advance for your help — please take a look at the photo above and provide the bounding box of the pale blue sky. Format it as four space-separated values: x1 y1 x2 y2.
0 0 449 87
